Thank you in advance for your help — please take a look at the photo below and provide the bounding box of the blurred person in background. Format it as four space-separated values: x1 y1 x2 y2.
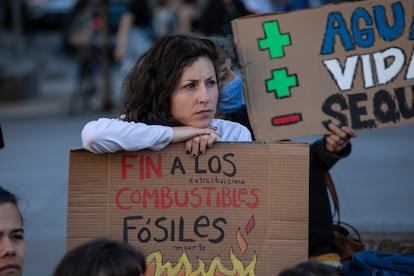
241 0 287 13
211 35 252 135
241 0 334 13
63 0 104 113
53 238 146 276
173 0 204 34
286 0 310 10
113 0 154 75
197 0 251 36
152 0 176 39
0 186 25 276
63 0 98 57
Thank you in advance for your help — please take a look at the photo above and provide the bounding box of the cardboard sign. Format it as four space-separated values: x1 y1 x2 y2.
67 142 309 275
232 0 414 141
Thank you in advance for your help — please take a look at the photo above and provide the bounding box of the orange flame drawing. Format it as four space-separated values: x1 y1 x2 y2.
236 228 248 254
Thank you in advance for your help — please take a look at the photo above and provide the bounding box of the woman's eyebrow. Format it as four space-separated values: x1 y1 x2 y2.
182 78 199 83
0 228 24 237
11 228 24 234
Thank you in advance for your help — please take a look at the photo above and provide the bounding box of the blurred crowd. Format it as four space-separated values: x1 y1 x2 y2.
0 0 361 54
109 0 358 41
57 0 360 72
0 0 360 112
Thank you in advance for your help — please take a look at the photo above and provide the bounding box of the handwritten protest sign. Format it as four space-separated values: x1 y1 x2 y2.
232 0 414 141
67 142 309 275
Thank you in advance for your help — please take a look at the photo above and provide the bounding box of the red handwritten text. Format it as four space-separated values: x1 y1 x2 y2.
115 186 260 210
122 153 162 180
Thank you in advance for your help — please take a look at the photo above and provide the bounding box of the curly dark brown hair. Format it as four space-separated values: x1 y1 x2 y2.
123 33 222 126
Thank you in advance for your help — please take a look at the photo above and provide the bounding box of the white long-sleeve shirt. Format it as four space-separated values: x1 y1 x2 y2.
81 118 252 153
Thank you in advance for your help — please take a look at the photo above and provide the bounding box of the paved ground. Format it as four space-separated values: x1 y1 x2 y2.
1 31 413 275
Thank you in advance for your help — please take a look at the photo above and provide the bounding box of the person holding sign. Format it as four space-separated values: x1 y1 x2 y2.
211 34 359 267
0 186 25 276
82 33 251 156
81 33 357 267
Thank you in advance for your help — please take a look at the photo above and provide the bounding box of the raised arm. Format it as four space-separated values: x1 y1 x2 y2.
311 123 358 169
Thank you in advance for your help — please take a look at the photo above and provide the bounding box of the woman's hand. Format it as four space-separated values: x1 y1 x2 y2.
324 123 358 153
184 132 221 157
172 126 221 156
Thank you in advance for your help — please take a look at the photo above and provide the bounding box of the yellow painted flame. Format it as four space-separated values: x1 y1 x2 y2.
145 248 256 276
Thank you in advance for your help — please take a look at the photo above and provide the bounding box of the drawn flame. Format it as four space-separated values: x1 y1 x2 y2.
245 215 255 235
236 228 248 254
145 248 256 276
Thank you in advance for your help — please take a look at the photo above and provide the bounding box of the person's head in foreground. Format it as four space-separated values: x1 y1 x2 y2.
53 238 146 276
0 186 24 276
279 261 344 276
123 33 222 129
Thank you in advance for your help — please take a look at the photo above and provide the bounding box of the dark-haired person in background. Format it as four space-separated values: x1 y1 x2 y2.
197 0 251 36
53 238 146 276
113 0 154 75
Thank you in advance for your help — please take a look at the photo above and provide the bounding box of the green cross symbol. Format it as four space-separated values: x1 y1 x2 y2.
258 21 291 59
266 68 298 98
